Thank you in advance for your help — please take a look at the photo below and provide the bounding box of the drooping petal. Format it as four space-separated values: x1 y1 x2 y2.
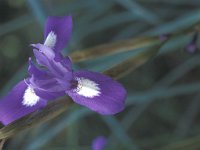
66 71 127 115
0 80 46 125
92 136 107 150
44 15 72 52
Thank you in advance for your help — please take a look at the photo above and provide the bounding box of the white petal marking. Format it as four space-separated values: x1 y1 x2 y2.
44 31 57 48
74 77 101 98
22 86 40 107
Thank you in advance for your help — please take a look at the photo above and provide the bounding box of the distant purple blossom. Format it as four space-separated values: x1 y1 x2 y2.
185 32 198 54
0 16 127 125
159 34 168 41
185 42 197 53
92 136 108 150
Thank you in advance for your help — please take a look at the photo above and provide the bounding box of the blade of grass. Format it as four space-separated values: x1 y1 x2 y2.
0 139 6 150
0 15 33 37
143 10 200 35
104 45 159 79
70 37 160 62
27 0 46 25
74 11 138 41
101 116 140 150
174 93 200 139
25 108 92 150
0 97 72 139
159 135 200 150
127 81 200 105
0 64 27 97
156 54 200 87
115 0 161 24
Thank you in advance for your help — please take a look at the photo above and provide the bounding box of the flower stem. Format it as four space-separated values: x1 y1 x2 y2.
0 139 6 150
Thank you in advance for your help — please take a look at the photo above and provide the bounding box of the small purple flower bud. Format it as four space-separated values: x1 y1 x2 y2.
185 42 197 53
92 136 108 150
185 32 198 54
159 34 170 42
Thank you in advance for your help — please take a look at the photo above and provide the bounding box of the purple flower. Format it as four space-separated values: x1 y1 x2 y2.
31 15 127 114
185 43 197 53
185 33 199 54
92 136 107 150
0 15 127 125
159 34 169 41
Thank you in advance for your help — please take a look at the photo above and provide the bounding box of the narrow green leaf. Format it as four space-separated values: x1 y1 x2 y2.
101 116 139 150
70 37 160 62
159 135 200 150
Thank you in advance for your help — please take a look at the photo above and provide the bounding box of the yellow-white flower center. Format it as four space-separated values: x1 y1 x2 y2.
44 31 57 48
75 77 101 98
22 86 40 107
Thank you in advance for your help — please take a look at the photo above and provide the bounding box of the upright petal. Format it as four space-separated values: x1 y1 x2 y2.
28 57 53 80
92 136 108 150
0 81 46 125
54 52 72 72
32 44 72 77
32 44 55 60
28 60 66 99
33 49 50 67
44 16 73 52
66 71 127 115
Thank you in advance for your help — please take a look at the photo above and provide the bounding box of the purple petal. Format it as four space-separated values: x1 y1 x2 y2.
44 15 72 52
54 52 72 72
185 43 197 53
29 76 64 93
34 89 65 100
28 60 66 99
32 48 65 77
185 32 198 54
32 44 55 59
28 57 53 80
92 136 107 150
56 72 74 90
0 81 46 125
66 71 127 115
33 49 50 67
32 44 72 78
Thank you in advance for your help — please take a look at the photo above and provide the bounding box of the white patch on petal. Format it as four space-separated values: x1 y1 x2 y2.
74 77 101 98
22 86 40 107
44 31 57 48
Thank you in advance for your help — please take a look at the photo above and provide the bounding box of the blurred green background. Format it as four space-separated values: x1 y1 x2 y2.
1 0 200 150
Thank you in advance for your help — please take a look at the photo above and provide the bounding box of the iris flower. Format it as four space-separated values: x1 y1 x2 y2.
0 16 127 125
